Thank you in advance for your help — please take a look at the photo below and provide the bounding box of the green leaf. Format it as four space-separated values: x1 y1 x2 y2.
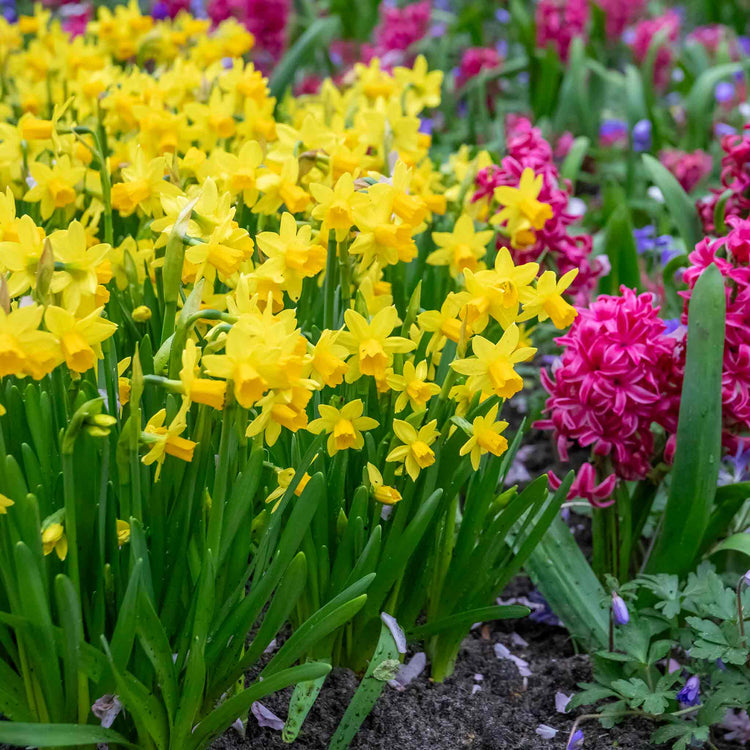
525 514 609 650
559 136 590 189
329 620 401 750
135 589 179 725
189 662 332 750
362 489 443 619
647 264 726 575
282 666 329 743
685 62 750 149
269 18 341 101
600 206 641 294
642 153 702 251
408 604 529 639
102 637 169 750
709 532 750 560
0 723 138 748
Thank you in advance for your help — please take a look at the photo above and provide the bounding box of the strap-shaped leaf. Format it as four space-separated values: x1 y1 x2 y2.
647 264 725 575
0 722 138 748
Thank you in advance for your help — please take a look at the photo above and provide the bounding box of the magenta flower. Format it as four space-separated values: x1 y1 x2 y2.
548 462 617 506
455 46 503 88
537 288 683 485
593 0 645 39
535 0 589 63
628 11 680 89
659 148 713 193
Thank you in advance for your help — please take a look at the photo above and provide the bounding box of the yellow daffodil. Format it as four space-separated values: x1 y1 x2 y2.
179 338 226 410
42 522 68 560
141 407 197 481
519 269 579 328
366 463 402 505
428 214 493 276
308 399 379 456
44 305 117 373
338 306 415 382
459 403 509 470
451 324 536 400
386 360 441 412
491 168 553 248
0 492 14 514
386 418 440 481
116 519 131 546
25 155 85 220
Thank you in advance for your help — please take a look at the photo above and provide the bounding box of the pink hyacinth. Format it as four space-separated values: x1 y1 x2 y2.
628 10 680 89
245 0 290 65
594 0 646 40
455 46 503 88
681 222 750 451
473 116 602 304
548 463 618 507
659 148 713 193
537 287 683 487
687 25 740 59
362 1 431 65
535 0 589 63
697 127 750 234
207 0 290 69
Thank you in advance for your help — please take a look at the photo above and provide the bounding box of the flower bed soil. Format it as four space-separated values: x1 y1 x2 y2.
211 599 745 750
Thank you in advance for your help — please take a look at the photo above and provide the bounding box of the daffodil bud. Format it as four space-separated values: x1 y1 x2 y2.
132 305 152 322
33 237 54 305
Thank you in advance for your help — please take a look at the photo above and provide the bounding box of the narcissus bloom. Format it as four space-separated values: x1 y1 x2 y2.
366 463 402 505
179 339 226 410
386 360 440 412
338 307 415 382
451 324 536 400
519 269 579 328
0 493 14 514
310 173 367 243
44 305 117 373
141 407 197 480
42 522 67 560
459 403 509 470
428 213 493 276
491 168 553 248
387 419 440 481
308 399 379 456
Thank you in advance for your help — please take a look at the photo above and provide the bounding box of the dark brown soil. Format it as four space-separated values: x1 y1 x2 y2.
211 602 746 749
210 609 651 749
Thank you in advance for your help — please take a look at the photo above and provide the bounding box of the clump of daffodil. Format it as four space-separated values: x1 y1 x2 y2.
459 403 509 470
386 419 440 481
308 399 379 456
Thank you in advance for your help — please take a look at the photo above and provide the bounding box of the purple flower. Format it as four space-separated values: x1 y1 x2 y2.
715 123 737 137
718 445 750 485
715 81 735 103
676 675 700 706
419 118 434 135
632 119 652 152
744 570 750 587
495 8 511 23
634 225 657 254
611 592 630 625
568 729 584 749
151 0 169 19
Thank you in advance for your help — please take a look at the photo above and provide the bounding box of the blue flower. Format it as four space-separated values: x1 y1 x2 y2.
715 82 735 104
611 592 630 626
677 675 700 707
567 729 584 749
632 119 652 152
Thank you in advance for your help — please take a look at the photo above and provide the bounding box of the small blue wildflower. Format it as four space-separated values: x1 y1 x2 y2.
715 81 735 104
632 119 652 152
715 123 737 137
567 729 584 749
677 675 700 707
611 592 630 626
495 8 511 23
